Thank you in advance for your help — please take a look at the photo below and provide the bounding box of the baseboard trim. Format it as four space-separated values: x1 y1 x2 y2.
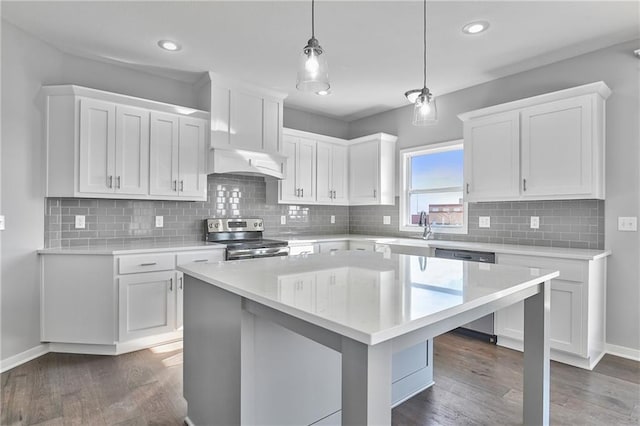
606 343 640 362
0 343 50 373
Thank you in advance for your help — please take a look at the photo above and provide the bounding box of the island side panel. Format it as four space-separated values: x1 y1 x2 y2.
341 337 393 425
183 275 243 425
523 280 551 426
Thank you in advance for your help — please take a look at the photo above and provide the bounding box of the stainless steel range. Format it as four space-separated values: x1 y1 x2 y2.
205 218 289 260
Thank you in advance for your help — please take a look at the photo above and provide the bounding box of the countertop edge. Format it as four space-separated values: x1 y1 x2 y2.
38 243 227 255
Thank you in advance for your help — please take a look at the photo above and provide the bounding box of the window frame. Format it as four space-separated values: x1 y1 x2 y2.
398 139 468 235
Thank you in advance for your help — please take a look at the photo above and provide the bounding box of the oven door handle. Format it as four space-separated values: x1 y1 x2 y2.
227 247 290 258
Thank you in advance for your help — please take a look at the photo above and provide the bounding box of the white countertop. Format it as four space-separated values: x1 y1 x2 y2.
178 251 559 345
37 234 610 260
284 234 610 261
37 241 226 255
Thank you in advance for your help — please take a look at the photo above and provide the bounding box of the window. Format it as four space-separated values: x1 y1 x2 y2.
399 140 467 234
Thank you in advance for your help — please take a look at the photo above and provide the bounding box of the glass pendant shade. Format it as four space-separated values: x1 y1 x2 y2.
412 89 438 125
296 38 330 92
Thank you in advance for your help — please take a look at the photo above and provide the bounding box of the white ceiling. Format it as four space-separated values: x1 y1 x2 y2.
2 1 638 121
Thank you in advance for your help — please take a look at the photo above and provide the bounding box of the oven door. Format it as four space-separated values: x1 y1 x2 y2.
226 246 290 261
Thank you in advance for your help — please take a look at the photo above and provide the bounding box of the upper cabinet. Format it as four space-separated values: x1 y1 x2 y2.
149 113 207 199
349 133 397 205
41 85 209 201
459 81 611 202
201 72 288 178
316 141 348 204
268 129 396 206
201 73 286 153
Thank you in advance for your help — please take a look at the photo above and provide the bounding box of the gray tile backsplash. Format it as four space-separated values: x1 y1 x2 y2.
46 177 604 250
45 174 349 248
350 198 605 250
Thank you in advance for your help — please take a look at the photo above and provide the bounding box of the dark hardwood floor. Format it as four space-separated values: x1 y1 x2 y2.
2 334 638 425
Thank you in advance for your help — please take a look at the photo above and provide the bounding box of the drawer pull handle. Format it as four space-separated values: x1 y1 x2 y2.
140 262 157 266
193 259 209 263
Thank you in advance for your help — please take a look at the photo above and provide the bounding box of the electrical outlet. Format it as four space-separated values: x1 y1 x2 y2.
75 215 85 229
479 216 490 228
280 215 286 225
155 216 164 228
330 215 335 224
618 216 637 231
383 216 391 225
0 215 4 231
530 216 540 229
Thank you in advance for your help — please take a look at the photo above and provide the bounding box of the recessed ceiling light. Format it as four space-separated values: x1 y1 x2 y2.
462 21 490 35
158 40 181 51
316 90 331 96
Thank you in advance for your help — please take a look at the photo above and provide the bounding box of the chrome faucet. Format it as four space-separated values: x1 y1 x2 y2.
418 211 433 240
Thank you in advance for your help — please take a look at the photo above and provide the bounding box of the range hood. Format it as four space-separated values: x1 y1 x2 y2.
208 147 287 180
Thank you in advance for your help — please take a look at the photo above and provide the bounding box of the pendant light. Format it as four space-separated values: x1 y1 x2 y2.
404 0 437 125
296 0 330 93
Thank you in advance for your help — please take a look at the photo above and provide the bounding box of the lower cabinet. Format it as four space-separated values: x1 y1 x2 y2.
118 271 177 341
494 253 606 369
40 247 224 354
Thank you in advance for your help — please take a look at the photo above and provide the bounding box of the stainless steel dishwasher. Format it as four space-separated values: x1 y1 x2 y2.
435 248 497 344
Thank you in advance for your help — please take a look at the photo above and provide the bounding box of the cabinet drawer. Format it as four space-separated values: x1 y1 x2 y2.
319 241 349 253
497 253 585 283
176 250 224 266
118 253 175 274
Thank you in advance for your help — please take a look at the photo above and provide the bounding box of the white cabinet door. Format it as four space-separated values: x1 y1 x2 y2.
231 90 264 151
464 111 520 201
316 141 333 203
79 98 116 194
349 140 379 204
521 96 592 197
279 136 299 202
263 98 281 153
115 106 149 195
176 271 184 330
178 117 207 198
297 137 317 202
331 143 349 204
119 271 176 341
548 280 584 355
149 112 180 196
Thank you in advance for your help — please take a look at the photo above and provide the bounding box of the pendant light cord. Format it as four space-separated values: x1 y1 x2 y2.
312 0 315 38
423 0 427 89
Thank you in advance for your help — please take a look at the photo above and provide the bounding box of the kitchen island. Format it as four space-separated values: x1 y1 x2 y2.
178 251 558 425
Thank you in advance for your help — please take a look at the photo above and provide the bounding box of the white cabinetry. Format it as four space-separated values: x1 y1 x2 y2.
348 133 397 205
207 75 285 154
41 85 208 201
318 241 349 253
149 113 207 199
317 142 348 204
40 247 224 354
279 134 317 203
459 82 610 202
494 253 607 369
78 99 149 196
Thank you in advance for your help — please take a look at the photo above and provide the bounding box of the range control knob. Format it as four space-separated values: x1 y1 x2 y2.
254 222 258 228
258 221 263 227
214 223 219 228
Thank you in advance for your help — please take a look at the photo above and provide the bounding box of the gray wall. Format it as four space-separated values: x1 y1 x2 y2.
284 107 350 139
45 174 348 248
349 40 640 352
0 21 200 361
